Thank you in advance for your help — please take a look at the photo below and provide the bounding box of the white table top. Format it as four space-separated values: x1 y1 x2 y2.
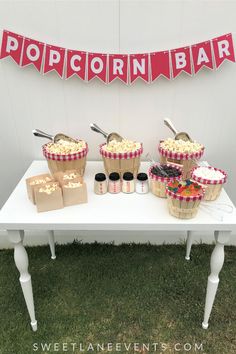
0 161 235 232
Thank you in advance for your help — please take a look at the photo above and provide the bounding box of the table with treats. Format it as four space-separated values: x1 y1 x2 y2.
0 124 236 331
0 160 235 331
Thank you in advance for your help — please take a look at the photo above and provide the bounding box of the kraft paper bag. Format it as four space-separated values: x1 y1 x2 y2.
34 182 64 212
26 173 54 204
53 170 83 186
61 178 87 207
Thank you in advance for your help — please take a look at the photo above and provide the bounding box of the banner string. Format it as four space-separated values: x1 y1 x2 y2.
0 29 235 84
0 29 235 55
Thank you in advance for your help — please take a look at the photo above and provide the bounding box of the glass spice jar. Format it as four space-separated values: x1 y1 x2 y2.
108 172 121 194
136 173 149 194
122 172 135 194
94 173 107 195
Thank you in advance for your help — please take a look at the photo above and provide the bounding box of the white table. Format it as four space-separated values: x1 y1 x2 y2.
0 161 235 331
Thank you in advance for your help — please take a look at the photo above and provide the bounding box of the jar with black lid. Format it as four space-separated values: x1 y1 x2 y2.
94 173 107 194
122 172 135 193
108 172 121 194
136 173 149 194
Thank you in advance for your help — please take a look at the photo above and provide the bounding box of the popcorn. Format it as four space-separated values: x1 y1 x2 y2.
64 181 82 188
46 139 86 155
30 177 51 185
39 183 59 195
62 173 78 180
160 138 203 154
102 139 141 153
193 167 225 181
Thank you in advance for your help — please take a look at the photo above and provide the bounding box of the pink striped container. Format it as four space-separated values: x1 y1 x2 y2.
99 143 143 178
166 182 205 219
42 142 88 176
191 166 227 201
158 143 205 179
148 163 183 198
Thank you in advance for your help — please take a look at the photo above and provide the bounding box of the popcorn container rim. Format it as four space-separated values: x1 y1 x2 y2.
166 181 205 201
99 142 143 160
42 141 89 161
158 142 205 161
148 163 183 182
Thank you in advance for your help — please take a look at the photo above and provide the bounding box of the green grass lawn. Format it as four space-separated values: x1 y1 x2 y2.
0 242 235 354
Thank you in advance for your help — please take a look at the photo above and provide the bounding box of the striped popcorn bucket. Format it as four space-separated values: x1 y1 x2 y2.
99 143 143 178
191 166 227 201
158 143 205 179
166 182 205 219
148 163 183 198
42 142 88 176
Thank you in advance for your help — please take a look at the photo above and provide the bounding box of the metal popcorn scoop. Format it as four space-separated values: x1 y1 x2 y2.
90 123 123 143
164 118 193 142
32 129 78 144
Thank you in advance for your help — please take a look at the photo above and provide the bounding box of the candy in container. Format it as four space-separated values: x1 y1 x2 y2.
166 179 205 219
191 166 227 201
148 163 182 198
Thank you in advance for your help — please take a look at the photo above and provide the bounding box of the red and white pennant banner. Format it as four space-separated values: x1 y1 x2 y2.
0 30 235 84
108 54 128 84
191 40 214 74
22 37 45 72
66 49 87 80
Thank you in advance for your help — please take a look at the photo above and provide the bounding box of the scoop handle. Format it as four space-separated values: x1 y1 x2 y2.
164 118 178 135
146 153 156 165
32 129 54 141
90 123 108 139
146 153 168 177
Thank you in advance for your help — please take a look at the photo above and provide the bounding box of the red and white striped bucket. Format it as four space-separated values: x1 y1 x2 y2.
42 142 88 176
191 166 227 201
99 143 143 177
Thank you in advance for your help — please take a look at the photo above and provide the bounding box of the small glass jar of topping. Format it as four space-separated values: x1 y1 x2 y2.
122 172 135 194
108 172 121 194
136 173 149 194
94 173 107 195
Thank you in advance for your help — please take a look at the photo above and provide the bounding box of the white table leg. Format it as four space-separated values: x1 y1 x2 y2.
202 230 230 329
48 230 56 260
8 230 37 331
185 230 193 260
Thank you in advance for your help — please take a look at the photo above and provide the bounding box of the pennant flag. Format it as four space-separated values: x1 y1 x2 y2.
43 44 65 78
150 50 171 81
21 37 45 72
129 54 149 83
191 40 213 74
108 54 128 84
0 30 235 85
171 46 192 78
66 50 87 80
212 33 235 68
87 53 107 83
0 30 24 65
